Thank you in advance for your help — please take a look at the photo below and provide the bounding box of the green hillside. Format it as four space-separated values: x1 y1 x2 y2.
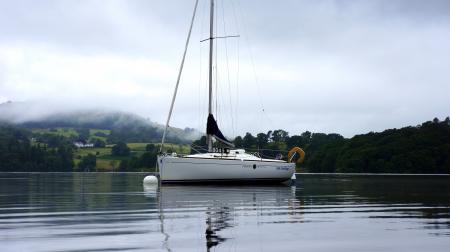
74 142 190 171
31 127 111 141
1 117 449 173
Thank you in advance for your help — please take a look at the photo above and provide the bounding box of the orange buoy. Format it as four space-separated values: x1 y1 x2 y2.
288 147 305 164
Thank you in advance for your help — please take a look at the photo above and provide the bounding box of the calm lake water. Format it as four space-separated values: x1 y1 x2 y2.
1 173 449 252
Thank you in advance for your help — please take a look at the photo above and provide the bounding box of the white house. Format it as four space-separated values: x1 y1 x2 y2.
74 142 94 148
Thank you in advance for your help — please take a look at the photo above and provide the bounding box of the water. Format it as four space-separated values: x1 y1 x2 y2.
1 173 449 252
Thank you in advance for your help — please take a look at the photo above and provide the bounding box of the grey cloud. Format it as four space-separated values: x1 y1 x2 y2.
0 0 449 137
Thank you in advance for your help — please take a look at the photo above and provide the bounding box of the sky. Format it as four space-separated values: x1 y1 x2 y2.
0 0 449 138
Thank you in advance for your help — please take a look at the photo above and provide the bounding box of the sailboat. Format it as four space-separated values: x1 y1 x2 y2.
157 0 304 183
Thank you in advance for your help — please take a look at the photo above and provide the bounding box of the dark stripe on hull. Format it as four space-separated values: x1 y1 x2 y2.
161 177 292 185
181 156 287 163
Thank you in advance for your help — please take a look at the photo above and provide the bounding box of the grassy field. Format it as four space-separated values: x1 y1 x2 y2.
127 142 190 154
160 143 191 154
75 147 111 157
31 127 111 142
89 129 110 142
126 143 150 151
31 127 190 171
74 142 190 171
90 129 110 135
32 127 79 138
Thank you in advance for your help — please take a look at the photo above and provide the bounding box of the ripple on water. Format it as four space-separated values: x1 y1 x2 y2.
0 173 449 252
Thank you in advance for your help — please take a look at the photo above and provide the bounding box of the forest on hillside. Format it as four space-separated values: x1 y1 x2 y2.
0 125 161 172
1 117 449 173
0 126 74 172
193 117 450 174
306 118 450 173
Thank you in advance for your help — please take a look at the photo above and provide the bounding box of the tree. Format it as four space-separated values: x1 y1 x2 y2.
141 143 159 169
301 131 312 143
286 135 306 149
76 128 90 141
94 132 108 138
106 125 166 144
266 131 273 142
256 133 269 147
233 136 244 148
111 142 130 156
127 156 140 171
110 160 118 172
146 143 157 152
57 144 75 171
139 152 157 169
119 159 129 171
37 133 68 148
271 129 289 142
78 154 96 172
243 133 257 148
0 126 74 172
93 139 106 148
3 116 450 174
191 136 208 153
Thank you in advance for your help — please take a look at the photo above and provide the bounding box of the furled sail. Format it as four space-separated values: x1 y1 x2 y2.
206 114 235 147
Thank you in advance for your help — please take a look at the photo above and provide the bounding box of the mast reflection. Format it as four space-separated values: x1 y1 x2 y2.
143 185 301 251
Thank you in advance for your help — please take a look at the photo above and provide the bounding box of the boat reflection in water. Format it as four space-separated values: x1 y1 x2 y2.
143 184 301 251
2 174 449 252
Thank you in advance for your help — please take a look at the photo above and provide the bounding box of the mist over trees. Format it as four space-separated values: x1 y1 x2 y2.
0 103 201 144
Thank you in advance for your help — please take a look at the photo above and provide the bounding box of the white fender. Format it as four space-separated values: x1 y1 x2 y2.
143 175 159 185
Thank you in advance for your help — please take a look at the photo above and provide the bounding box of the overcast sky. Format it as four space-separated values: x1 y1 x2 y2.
0 0 449 137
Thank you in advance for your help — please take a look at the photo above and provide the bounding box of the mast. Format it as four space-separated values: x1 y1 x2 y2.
207 0 214 152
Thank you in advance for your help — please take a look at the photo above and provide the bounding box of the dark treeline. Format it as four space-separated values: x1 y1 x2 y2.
113 143 158 172
192 117 450 174
0 125 74 172
191 130 344 161
2 117 450 173
0 124 159 172
308 118 450 173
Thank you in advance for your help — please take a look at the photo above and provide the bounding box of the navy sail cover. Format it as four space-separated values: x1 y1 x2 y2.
206 114 235 147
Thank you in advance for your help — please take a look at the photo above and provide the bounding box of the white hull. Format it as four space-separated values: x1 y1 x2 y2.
158 151 295 183
156 1 300 184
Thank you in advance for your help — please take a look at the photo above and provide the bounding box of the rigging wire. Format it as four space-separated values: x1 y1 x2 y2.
216 0 224 138
229 0 240 137
214 0 218 121
234 0 275 133
198 0 209 134
160 0 199 152
220 0 236 137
